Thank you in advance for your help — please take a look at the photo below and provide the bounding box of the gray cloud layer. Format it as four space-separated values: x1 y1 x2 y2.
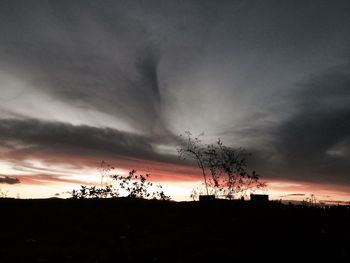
1 1 350 186
0 118 179 164
0 176 20 185
272 62 350 184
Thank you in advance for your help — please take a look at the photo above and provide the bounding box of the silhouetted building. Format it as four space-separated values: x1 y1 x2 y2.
250 194 269 202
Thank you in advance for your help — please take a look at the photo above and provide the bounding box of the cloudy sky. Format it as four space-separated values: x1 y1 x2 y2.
1 0 350 201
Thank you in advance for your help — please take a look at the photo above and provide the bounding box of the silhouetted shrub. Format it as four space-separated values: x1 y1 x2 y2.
71 185 118 199
111 170 171 200
179 132 265 200
71 164 170 201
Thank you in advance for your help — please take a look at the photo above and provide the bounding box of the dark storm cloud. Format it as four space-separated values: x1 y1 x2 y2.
0 118 179 164
271 62 350 184
0 176 20 184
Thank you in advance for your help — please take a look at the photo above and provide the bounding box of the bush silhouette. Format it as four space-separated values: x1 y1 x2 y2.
111 170 170 200
71 185 118 199
71 163 170 201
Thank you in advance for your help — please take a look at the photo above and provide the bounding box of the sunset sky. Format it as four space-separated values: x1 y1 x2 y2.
1 0 350 202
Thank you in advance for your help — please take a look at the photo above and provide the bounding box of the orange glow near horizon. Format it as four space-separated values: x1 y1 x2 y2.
1 158 350 204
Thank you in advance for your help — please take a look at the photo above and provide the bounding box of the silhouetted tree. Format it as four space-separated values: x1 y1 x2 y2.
178 131 210 195
98 160 111 188
207 139 265 199
179 132 265 199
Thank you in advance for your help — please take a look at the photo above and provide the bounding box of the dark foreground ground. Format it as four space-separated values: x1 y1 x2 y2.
1 198 349 263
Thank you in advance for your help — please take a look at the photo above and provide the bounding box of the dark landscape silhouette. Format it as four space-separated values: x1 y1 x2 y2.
1 197 349 262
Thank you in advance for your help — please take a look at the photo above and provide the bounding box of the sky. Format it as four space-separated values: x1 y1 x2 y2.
1 0 350 202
